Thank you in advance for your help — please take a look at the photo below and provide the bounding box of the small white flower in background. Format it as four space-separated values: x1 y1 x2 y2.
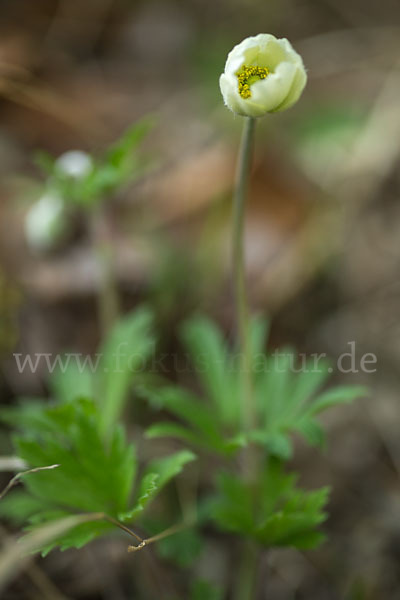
220 34 307 117
24 192 66 252
55 150 93 179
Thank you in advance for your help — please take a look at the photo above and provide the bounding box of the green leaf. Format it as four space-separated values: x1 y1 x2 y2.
1 401 63 435
256 348 295 427
296 419 325 447
0 397 138 553
211 472 254 535
1 306 203 555
120 451 195 523
146 422 211 449
145 450 196 489
307 385 367 416
255 348 366 454
109 425 137 510
212 461 329 550
98 307 155 438
181 316 238 425
259 459 298 516
106 117 154 168
1 393 193 553
0 490 45 524
141 385 221 445
33 151 56 176
50 362 94 403
255 486 330 548
118 473 159 522
143 316 365 460
38 518 113 556
141 383 229 453
289 361 331 415
249 430 292 459
222 433 247 454
13 399 135 516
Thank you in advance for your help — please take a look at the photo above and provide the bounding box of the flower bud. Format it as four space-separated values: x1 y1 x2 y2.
55 150 93 179
219 34 307 117
24 192 66 252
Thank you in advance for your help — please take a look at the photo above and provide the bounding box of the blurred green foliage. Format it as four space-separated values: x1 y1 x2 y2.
142 315 366 459
34 117 154 209
211 459 329 549
0 309 194 555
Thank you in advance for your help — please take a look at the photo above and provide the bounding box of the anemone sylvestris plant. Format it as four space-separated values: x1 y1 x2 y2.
0 34 366 600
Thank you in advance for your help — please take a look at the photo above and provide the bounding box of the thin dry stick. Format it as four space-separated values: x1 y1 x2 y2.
0 464 60 501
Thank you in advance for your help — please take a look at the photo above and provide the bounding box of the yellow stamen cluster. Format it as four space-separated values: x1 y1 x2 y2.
236 64 269 99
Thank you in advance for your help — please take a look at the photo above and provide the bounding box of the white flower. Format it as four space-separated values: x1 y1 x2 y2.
24 192 66 252
219 34 307 117
55 150 93 179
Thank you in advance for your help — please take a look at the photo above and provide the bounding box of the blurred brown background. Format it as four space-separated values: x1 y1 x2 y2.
1 0 400 598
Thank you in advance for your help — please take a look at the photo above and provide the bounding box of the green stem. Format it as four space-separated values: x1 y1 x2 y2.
96 242 119 337
232 116 256 433
103 514 144 544
90 208 119 337
127 519 195 553
233 540 259 600
232 117 260 600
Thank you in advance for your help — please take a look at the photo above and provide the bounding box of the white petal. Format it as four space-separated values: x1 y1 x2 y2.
254 37 289 70
219 73 249 116
225 34 279 75
273 64 307 112
248 61 297 113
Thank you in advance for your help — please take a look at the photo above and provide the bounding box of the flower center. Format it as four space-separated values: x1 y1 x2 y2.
236 64 269 99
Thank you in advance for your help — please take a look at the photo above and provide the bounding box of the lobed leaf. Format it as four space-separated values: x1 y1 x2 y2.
212 460 329 551
181 317 237 425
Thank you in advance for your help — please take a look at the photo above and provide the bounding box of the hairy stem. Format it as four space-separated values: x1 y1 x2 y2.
232 117 260 600
232 116 256 433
